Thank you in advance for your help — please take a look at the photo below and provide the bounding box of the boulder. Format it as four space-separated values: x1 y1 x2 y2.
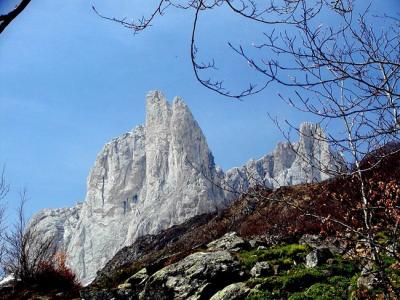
140 251 242 299
80 287 135 300
305 248 333 268
299 234 322 248
209 282 250 300
248 239 266 248
300 234 345 254
207 232 248 252
250 262 272 278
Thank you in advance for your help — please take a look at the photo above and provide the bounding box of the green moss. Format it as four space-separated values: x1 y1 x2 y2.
288 283 347 299
387 267 400 289
238 244 310 269
242 243 361 299
326 258 359 276
328 275 350 289
349 273 361 292
375 231 390 245
283 268 329 291
246 278 268 288
246 289 273 300
380 253 396 267
288 292 309 300
266 244 310 258
305 283 344 299
256 267 328 293
267 258 294 273
238 251 261 269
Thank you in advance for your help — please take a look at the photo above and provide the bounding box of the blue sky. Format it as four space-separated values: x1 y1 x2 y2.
0 0 398 217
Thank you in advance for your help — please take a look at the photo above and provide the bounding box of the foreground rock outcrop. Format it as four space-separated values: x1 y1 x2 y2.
79 232 363 300
31 91 339 284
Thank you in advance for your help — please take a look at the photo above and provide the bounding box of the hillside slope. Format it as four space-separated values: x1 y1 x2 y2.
80 146 400 299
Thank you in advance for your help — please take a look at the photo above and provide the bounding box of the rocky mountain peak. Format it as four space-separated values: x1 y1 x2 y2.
31 91 340 285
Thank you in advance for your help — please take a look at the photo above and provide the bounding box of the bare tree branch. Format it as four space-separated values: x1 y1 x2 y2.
0 0 32 34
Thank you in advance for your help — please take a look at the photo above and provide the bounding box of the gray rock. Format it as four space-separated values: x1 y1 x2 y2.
80 287 136 300
140 251 242 300
118 283 132 289
248 239 268 249
209 282 250 300
250 261 272 277
299 234 322 248
248 240 258 248
299 234 345 255
125 268 148 285
361 262 374 276
207 232 248 252
356 261 381 291
305 248 333 268
357 273 379 290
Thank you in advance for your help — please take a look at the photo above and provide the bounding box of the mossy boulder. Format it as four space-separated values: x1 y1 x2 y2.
141 251 243 299
210 282 250 300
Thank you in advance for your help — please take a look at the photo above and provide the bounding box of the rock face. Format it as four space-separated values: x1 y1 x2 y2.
31 91 339 285
224 122 341 199
29 204 82 252
63 91 226 284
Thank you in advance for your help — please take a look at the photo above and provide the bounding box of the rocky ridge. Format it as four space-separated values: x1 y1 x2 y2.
31 91 339 285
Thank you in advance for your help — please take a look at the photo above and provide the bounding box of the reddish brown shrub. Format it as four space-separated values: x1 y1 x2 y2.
33 252 81 292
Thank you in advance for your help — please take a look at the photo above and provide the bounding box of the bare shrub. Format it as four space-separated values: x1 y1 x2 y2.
2 190 54 284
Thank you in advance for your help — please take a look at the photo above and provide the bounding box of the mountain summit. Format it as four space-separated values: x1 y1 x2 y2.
31 91 339 284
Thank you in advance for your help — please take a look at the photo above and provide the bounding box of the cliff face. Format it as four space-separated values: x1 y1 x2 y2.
223 123 340 199
31 91 339 285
